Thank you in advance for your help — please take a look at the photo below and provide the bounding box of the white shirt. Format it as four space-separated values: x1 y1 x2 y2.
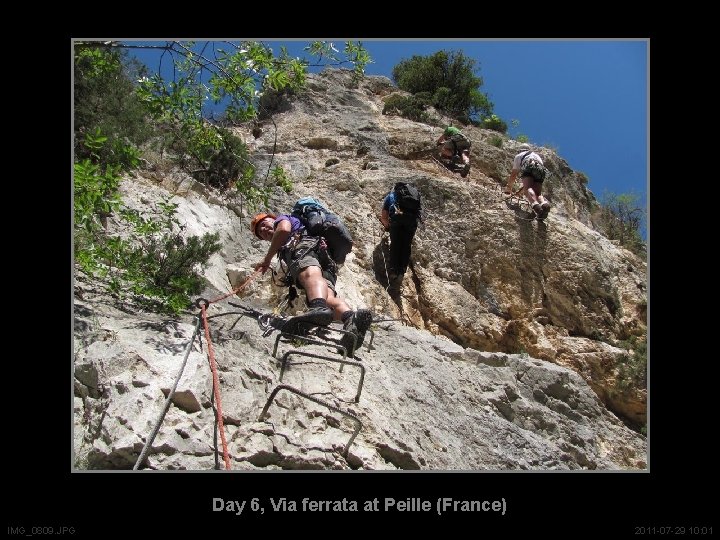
512 151 542 171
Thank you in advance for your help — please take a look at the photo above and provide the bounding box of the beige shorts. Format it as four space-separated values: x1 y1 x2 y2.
282 237 337 293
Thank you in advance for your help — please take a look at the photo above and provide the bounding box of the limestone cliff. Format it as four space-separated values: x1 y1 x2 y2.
73 69 647 470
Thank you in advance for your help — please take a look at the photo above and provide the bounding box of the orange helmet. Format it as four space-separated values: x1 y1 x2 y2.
250 212 276 238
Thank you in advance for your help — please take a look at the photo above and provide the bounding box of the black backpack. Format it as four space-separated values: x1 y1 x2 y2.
393 182 421 214
291 197 354 264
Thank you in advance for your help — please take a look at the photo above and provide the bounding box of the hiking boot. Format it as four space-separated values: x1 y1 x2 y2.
460 161 471 178
340 309 373 356
284 306 333 334
539 201 551 219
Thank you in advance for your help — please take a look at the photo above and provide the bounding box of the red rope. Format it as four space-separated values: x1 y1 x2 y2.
207 269 262 305
201 303 232 470
198 268 263 470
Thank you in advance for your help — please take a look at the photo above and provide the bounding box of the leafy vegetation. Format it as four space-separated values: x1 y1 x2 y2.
595 191 646 257
106 201 222 314
271 165 293 193
74 130 125 237
74 133 221 314
508 119 530 143
382 94 431 123
74 48 153 168
305 41 372 85
391 50 495 124
478 114 507 133
614 335 647 392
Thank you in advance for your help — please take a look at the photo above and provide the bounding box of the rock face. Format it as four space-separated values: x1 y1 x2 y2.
74 69 647 470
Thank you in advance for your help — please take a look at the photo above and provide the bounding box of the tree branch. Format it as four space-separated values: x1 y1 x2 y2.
75 41 173 51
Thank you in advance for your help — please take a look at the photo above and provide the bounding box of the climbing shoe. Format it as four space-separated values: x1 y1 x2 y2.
460 161 471 178
340 309 373 356
532 203 542 218
283 306 333 334
539 201 551 220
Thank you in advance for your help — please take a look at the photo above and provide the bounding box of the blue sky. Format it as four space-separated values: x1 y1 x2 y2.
127 39 647 222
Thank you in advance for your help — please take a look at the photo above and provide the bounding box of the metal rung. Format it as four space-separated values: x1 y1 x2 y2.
366 329 375 350
298 322 374 358
297 322 359 362
272 332 348 360
279 349 366 402
258 384 362 457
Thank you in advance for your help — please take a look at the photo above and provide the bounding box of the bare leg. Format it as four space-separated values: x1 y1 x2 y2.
327 294 351 321
522 176 540 205
297 266 351 321
297 266 327 302
298 266 350 321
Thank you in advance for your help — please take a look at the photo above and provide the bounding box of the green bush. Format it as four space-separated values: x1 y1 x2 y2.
74 131 123 237
596 191 646 257
74 47 153 168
614 335 647 392
198 128 252 190
382 94 429 123
76 191 222 315
481 114 508 133
392 50 493 122
271 165 293 193
137 72 257 192
112 201 222 314
73 120 222 315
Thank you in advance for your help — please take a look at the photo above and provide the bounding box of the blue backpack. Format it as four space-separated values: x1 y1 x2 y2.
291 197 354 264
